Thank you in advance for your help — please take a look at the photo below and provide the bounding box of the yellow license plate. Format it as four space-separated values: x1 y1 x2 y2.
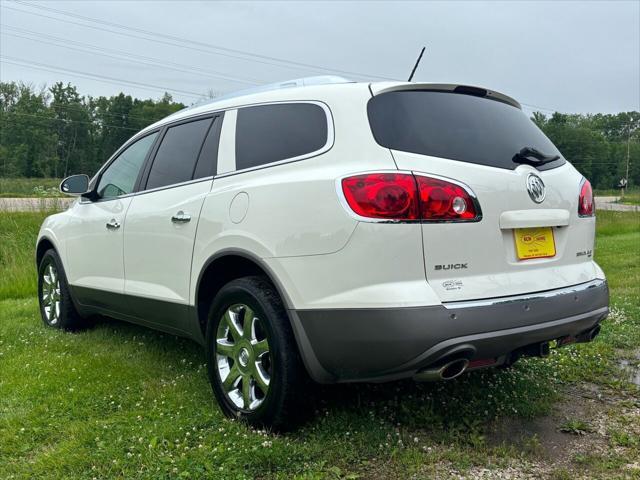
514 227 556 260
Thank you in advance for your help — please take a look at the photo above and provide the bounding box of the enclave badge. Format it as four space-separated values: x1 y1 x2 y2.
526 173 546 204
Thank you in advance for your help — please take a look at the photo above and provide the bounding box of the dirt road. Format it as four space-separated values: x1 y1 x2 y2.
0 197 74 212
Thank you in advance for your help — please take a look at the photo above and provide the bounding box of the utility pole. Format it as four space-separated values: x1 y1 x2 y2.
623 122 631 199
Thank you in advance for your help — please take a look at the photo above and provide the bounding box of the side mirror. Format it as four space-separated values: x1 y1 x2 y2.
59 174 90 196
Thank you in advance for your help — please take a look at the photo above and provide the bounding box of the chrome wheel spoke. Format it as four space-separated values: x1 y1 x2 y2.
222 364 241 391
223 309 243 341
242 306 255 340
48 265 57 285
253 362 270 392
252 339 269 357
216 339 234 358
241 375 252 409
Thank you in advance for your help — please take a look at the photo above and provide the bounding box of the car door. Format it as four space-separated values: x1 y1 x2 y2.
65 132 159 304
122 114 222 333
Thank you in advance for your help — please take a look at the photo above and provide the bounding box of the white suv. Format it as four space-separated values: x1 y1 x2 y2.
38 77 609 429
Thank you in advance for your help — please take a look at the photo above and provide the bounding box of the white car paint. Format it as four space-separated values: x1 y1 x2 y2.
38 78 604 324
63 197 132 294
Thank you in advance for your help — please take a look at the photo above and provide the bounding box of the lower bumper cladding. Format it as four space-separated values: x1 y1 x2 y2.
290 279 609 383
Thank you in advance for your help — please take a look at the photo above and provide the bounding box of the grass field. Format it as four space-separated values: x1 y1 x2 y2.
0 178 63 198
594 188 640 206
0 211 638 479
619 192 640 206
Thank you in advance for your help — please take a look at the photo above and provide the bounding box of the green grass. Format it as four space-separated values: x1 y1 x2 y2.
594 187 640 206
618 192 640 206
0 211 53 300
0 210 638 478
0 178 62 198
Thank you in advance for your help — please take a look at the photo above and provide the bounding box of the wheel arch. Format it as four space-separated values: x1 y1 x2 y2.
194 249 294 338
36 236 58 267
194 249 333 383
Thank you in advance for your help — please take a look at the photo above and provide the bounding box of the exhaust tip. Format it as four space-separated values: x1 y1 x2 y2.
589 325 601 341
440 358 469 380
413 357 470 382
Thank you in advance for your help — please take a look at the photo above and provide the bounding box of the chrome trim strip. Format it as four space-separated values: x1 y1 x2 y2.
442 279 606 309
78 176 214 204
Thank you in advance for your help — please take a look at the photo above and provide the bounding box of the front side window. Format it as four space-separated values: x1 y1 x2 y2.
235 103 328 171
146 118 212 190
97 132 158 199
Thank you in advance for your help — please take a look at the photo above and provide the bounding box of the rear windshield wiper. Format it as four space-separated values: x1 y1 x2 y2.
512 146 560 166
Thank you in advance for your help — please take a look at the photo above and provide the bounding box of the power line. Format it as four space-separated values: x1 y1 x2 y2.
6 2 396 81
1 56 204 99
46 98 171 124
0 76 180 123
1 25 262 86
2 111 142 131
3 4 571 112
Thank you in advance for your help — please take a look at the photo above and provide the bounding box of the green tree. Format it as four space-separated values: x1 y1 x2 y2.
0 82 58 177
50 82 93 177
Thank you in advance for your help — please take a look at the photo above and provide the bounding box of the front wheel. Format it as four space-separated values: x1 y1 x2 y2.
38 249 84 330
205 276 308 430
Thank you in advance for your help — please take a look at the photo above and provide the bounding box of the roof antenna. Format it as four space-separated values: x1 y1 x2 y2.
407 46 426 82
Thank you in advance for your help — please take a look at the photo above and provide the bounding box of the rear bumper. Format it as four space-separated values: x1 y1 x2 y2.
289 279 609 383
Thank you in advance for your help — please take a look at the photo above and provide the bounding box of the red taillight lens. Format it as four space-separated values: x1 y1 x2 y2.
415 176 479 221
341 173 419 220
578 178 594 217
341 173 480 221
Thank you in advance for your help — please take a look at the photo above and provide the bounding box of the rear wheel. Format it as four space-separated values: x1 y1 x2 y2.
38 249 84 330
205 276 307 430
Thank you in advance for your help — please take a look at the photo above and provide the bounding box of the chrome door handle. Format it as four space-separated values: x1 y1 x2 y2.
171 211 191 223
106 218 121 230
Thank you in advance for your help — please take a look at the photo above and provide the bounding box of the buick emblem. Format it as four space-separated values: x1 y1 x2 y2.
526 174 545 204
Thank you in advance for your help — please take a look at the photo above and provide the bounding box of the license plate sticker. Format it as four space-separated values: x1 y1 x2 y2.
514 227 556 260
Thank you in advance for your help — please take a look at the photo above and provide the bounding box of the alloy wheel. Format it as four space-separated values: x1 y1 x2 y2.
41 263 61 325
216 303 271 411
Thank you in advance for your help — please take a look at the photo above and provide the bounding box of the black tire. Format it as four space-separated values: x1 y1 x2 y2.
38 248 84 330
205 275 308 430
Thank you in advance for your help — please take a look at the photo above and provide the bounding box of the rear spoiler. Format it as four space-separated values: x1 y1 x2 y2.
368 82 522 110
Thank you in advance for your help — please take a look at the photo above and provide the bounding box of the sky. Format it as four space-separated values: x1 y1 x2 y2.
0 0 639 115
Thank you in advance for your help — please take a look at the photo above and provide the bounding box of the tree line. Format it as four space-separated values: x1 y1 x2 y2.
0 81 184 178
1 81 638 189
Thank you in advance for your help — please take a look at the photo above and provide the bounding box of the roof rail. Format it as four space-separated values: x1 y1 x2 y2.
171 76 353 116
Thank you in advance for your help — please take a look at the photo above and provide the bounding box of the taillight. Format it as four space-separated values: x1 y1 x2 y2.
340 173 481 222
578 178 594 217
415 176 479 221
341 173 419 220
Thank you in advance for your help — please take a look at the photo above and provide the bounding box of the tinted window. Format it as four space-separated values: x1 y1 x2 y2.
235 103 328 170
368 91 565 171
193 115 222 179
146 118 212 190
97 132 158 199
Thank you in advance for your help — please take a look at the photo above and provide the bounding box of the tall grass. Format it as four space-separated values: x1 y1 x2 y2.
0 211 51 299
0 177 62 197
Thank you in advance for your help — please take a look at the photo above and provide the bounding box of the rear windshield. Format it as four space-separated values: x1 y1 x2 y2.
367 90 565 171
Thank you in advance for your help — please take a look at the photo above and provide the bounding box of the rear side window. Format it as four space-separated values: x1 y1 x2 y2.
146 117 212 190
235 103 328 171
368 90 565 171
